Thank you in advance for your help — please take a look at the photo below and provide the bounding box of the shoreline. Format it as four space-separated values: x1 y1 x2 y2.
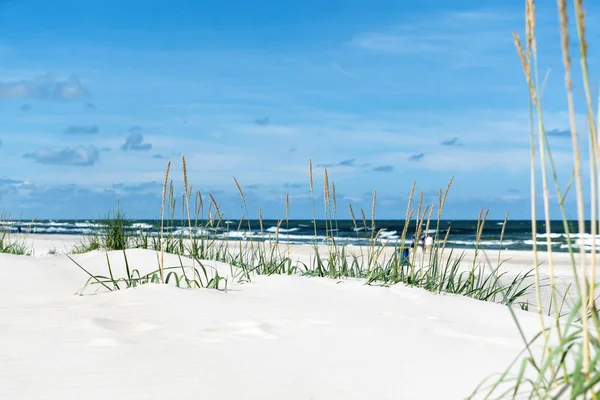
2 217 595 254
4 232 590 263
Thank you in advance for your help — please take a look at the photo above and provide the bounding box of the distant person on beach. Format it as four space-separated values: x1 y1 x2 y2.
424 235 433 254
411 234 418 249
17 226 21 234
401 247 410 265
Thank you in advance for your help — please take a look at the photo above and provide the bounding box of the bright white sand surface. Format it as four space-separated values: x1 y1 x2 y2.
13 233 588 309
0 236 566 399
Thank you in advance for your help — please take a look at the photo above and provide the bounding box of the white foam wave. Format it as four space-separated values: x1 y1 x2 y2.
523 240 561 246
353 227 375 232
266 227 299 233
446 240 518 246
379 230 397 238
131 222 154 229
536 233 563 239
560 244 600 252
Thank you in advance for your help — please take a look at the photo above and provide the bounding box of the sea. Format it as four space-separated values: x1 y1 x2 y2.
2 219 599 252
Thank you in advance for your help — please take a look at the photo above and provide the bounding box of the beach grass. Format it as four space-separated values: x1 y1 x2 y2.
72 204 131 254
0 230 30 255
69 250 228 293
70 155 537 311
469 0 600 398
0 213 32 256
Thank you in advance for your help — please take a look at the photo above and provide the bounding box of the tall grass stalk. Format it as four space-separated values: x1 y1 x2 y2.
159 161 171 283
472 0 600 397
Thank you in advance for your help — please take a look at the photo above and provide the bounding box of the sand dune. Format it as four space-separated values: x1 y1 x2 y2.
11 233 588 310
0 241 553 399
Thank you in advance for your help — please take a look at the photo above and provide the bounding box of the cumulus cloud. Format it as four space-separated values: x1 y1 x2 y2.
152 154 165 159
373 165 393 172
121 133 152 151
64 125 99 135
317 159 355 168
20 104 32 112
255 117 270 126
441 137 462 146
0 73 88 100
23 146 100 166
408 153 425 162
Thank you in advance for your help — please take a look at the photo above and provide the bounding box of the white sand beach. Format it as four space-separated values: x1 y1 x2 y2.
0 235 579 399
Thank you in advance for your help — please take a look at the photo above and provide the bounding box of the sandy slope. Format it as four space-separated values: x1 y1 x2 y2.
0 244 551 399
10 233 589 309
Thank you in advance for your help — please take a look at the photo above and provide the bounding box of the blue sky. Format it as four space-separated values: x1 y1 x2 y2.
0 0 598 220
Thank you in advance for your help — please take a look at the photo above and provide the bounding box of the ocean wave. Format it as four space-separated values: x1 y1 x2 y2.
353 227 377 232
379 230 397 238
170 228 213 237
523 240 561 246
536 233 562 239
538 233 600 240
30 227 95 234
560 244 600 252
575 238 600 246
131 222 154 229
45 221 72 227
4 218 600 253
266 227 299 233
446 240 519 246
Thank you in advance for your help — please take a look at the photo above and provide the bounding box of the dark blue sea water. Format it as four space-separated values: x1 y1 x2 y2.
1 219 597 252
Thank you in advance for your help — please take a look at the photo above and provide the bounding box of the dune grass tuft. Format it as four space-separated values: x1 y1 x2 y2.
69 250 228 294
72 205 130 253
0 230 31 255
0 213 32 255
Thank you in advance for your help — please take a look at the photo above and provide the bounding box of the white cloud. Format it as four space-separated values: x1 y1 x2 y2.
121 133 152 151
0 73 88 100
23 146 100 166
